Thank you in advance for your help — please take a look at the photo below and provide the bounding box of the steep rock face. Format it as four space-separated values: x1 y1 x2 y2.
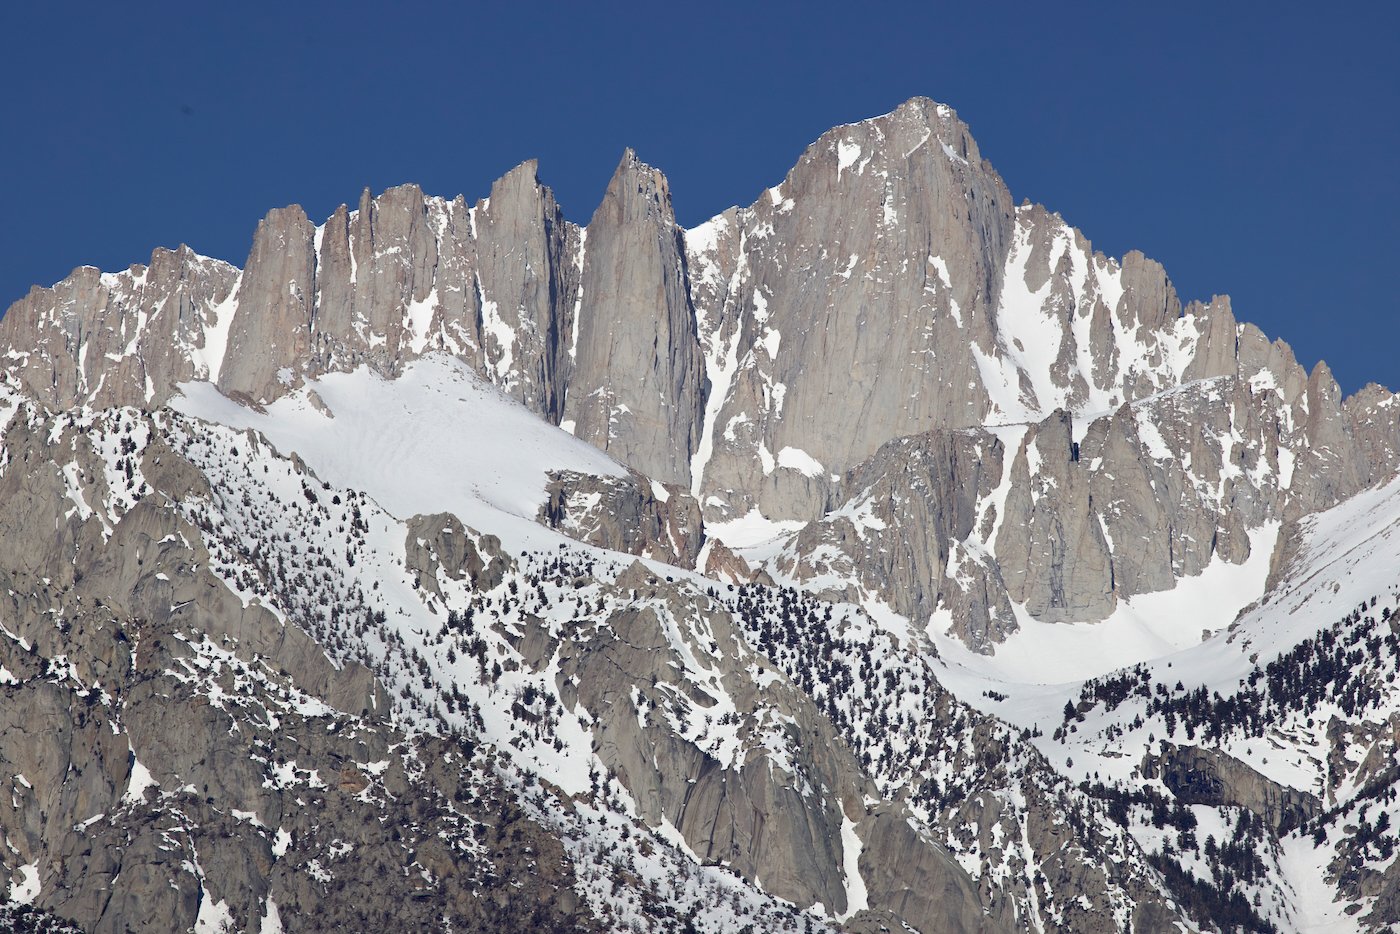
218 206 317 401
851 804 1002 933
219 176 584 411
563 151 706 487
681 110 1309 526
687 97 1015 520
468 162 579 419
309 167 581 418
1344 383 1400 485
0 246 238 410
309 184 441 381
771 326 1388 645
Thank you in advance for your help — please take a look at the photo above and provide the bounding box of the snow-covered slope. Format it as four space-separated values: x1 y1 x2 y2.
172 353 628 549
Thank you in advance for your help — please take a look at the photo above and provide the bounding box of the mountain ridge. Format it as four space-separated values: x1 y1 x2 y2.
3 96 1400 932
5 96 1396 651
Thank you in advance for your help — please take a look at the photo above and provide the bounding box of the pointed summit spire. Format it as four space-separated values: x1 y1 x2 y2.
565 149 703 487
593 148 676 228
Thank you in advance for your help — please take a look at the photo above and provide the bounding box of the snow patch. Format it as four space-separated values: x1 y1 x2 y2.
123 751 158 803
837 140 862 175
776 446 824 477
11 862 39 904
835 811 868 922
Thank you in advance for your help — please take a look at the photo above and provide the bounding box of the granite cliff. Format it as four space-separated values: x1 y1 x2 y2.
2 97 1399 932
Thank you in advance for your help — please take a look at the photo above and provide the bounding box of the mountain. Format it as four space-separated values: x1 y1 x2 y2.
1 96 1398 933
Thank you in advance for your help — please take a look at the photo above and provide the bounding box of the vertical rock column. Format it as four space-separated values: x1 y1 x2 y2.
472 160 580 422
565 150 706 488
218 206 316 402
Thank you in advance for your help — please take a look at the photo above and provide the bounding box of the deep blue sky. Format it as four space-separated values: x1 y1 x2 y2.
3 2 1396 392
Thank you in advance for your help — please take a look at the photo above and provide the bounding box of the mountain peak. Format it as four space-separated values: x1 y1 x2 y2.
3 99 1400 934
593 146 674 227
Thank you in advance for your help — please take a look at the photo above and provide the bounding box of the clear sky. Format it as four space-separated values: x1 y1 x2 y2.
3 1 1396 392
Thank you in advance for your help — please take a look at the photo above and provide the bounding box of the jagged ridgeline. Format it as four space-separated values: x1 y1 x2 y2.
1 97 1398 932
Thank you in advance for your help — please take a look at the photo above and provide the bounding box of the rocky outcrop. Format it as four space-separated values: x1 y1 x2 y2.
0 246 238 410
218 206 317 402
1143 742 1320 834
538 469 704 568
551 561 993 928
688 97 1016 522
851 804 1002 933
405 512 509 596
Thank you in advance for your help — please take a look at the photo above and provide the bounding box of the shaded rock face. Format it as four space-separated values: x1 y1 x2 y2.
1143 743 1320 835
405 512 508 595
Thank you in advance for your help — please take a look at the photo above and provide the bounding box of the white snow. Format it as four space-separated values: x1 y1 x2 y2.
927 254 953 291
568 229 587 364
837 140 862 175
932 522 1279 687
404 289 437 355
1134 410 1172 461
258 897 283 934
827 490 887 540
834 811 868 921
687 220 742 496
707 508 804 552
684 215 727 259
479 296 516 383
757 442 775 475
1277 834 1355 933
776 446 824 477
194 277 242 385
194 895 236 934
123 751 158 803
172 354 627 549
974 219 1072 421
759 327 780 358
11 861 39 904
